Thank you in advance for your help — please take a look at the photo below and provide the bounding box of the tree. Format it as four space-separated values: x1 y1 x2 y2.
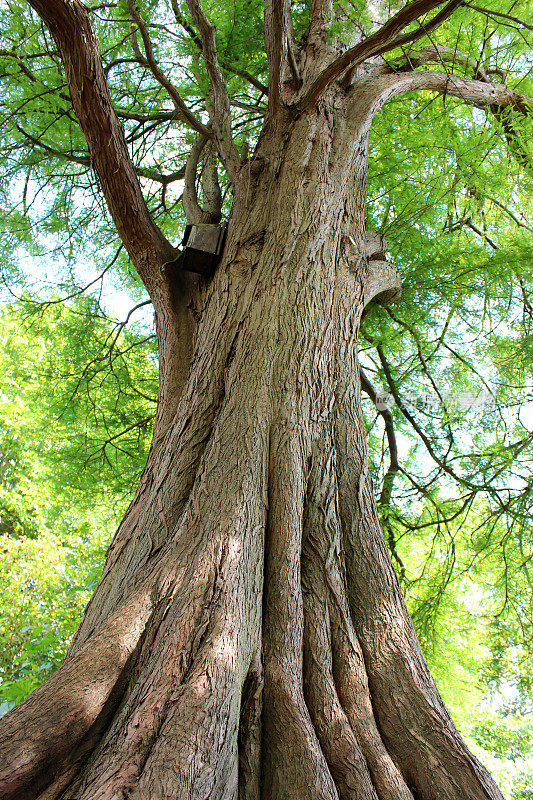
0 0 531 797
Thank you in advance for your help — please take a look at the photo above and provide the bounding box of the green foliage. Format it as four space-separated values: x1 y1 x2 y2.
0 298 157 502
0 527 106 716
0 298 157 713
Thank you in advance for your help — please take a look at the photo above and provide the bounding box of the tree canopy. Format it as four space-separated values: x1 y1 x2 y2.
0 0 532 796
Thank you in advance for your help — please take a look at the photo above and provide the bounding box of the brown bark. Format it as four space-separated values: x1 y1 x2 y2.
1 1 528 797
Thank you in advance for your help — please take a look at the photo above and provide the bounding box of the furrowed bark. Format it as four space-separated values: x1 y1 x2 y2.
366 70 533 116
302 443 413 800
333 239 505 800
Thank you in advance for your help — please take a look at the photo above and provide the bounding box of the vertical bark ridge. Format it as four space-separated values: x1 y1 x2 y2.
301 484 380 800
70 215 274 647
262 428 338 800
333 259 505 800
238 652 263 800
56 395 269 800
302 441 414 800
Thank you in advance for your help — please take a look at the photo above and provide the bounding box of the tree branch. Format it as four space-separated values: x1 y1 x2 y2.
485 195 533 232
14 121 186 185
127 0 212 137
385 45 533 174
170 0 268 95
26 0 176 283
360 366 405 578
295 0 463 112
264 0 296 113
386 43 488 77
201 142 223 221
307 0 334 43
182 134 211 223
184 0 240 177
25 0 202 441
464 3 533 32
358 69 532 123
360 367 400 506
492 105 533 176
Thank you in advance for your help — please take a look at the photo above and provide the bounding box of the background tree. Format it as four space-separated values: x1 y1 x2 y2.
0 298 157 712
0 0 531 798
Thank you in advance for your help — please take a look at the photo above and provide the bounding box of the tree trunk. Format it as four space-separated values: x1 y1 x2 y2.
0 89 504 800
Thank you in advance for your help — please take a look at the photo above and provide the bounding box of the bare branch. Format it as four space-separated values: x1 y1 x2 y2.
360 366 405 579
184 0 240 177
14 121 186 185
464 3 533 32
296 0 463 112
127 0 212 137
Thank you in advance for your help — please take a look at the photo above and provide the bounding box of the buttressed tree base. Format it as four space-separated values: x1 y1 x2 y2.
0 0 531 797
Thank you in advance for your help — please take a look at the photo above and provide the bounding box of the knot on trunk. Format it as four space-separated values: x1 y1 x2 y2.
363 231 401 307
364 259 401 307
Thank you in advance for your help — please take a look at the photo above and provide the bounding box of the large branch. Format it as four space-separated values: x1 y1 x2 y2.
264 0 297 113
27 0 200 442
170 0 268 95
26 0 175 284
358 70 532 123
307 0 334 43
184 0 241 177
295 0 462 112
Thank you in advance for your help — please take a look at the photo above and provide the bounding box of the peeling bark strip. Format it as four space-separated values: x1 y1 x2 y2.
1 0 531 797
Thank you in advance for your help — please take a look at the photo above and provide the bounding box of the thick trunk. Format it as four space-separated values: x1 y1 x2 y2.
0 95 503 800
